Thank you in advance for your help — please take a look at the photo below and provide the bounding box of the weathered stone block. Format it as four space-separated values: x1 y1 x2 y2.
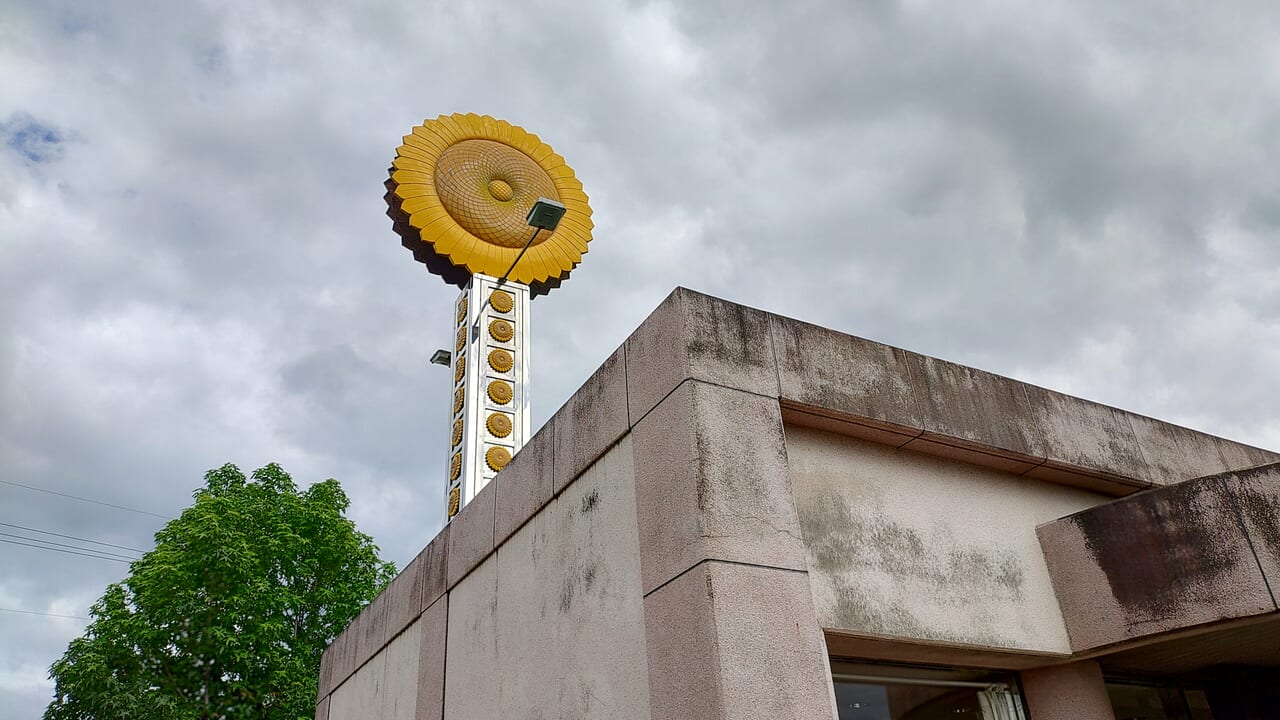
632 381 806 595
328 646 385 720
642 561 723 720
1038 475 1275 651
326 623 361 695
643 561 835 720
704 562 836 720
415 595 448 720
317 633 335 701
1130 414 1280 485
1020 661 1116 720
905 353 1042 465
495 415 555 545
380 620 421 720
625 288 778 424
1223 463 1280 594
494 439 650 719
381 554 423 642
353 590 390 672
547 438 651 719
443 556 499 720
772 315 922 435
1021 385 1149 483
445 479 495 588
417 528 449 612
552 346 629 494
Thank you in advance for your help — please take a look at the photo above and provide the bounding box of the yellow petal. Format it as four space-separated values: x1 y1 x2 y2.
529 143 555 163
400 196 443 216
560 230 590 253
483 115 508 143
507 125 529 152
410 208 451 230
436 224 468 254
396 145 435 165
393 156 434 172
556 187 589 203
403 134 445 156
517 246 543 283
549 243 577 271
392 169 434 185
533 245 557 280
395 183 434 199
545 165 576 180
437 114 468 143
408 126 449 149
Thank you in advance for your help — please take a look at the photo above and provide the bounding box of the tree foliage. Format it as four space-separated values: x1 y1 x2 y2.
45 463 396 720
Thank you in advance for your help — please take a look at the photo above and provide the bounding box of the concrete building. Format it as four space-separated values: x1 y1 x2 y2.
315 288 1280 720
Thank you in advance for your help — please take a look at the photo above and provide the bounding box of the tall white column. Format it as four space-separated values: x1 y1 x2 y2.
445 273 531 520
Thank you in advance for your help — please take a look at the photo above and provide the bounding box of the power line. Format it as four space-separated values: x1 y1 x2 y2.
0 537 135 564
0 521 149 553
0 532 140 562
0 607 90 621
0 479 171 519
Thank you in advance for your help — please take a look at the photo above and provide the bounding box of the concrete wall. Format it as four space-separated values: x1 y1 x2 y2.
324 439 650 720
328 620 421 720
788 425 1107 654
444 438 651 720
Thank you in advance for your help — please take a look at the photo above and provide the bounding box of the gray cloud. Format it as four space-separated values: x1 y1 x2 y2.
3 0 1279 715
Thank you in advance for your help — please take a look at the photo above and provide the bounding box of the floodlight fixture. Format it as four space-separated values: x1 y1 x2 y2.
494 198 569 288
430 349 452 367
526 197 566 232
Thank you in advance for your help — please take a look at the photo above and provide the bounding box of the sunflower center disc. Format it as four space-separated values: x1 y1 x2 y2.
434 139 559 249
487 179 514 202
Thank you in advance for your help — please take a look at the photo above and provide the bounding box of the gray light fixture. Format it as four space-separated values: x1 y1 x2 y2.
429 349 452 367
495 198 568 288
526 197 566 232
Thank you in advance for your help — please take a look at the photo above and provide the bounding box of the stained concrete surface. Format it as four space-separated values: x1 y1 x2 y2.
772 315 923 437
442 554 499 720
1038 464 1280 651
789 425 1105 654
624 288 778 424
1019 660 1116 720
643 560 837 720
551 346 628 494
631 380 807 596
448 440 651 719
379 621 421 720
495 414 554 545
329 638 385 720
415 596 447 720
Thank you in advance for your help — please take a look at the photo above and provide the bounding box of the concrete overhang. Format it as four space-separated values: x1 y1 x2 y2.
1038 463 1280 670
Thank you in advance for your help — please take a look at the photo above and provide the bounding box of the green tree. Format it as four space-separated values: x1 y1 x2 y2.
45 463 396 720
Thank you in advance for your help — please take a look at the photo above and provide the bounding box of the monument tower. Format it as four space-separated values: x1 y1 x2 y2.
384 113 593 521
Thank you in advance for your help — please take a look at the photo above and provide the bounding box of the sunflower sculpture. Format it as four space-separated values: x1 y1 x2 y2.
385 113 594 296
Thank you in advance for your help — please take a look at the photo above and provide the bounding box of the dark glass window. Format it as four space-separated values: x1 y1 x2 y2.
832 663 1025 720
1106 680 1215 720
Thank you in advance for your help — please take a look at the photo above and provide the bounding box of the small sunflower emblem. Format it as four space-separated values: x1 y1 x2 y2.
385 113 594 296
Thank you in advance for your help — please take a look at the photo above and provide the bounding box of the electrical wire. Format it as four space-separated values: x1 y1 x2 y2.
0 607 90 621
0 532 140 561
0 537 135 564
0 521 149 553
0 479 171 519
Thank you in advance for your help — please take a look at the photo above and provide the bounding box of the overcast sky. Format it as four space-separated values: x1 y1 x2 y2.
3 0 1279 715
